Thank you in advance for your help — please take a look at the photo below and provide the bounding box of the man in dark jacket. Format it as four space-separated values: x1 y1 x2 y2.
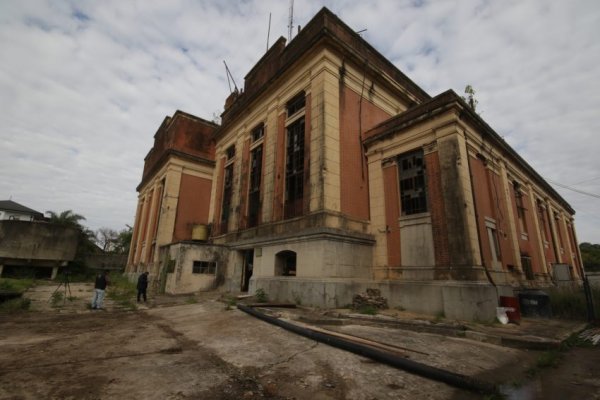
137 271 149 303
91 270 110 310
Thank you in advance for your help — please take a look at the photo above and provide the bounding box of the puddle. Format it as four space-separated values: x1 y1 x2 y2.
500 379 541 400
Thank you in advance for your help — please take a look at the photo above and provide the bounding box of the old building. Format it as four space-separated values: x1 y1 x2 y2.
126 8 582 320
127 110 222 293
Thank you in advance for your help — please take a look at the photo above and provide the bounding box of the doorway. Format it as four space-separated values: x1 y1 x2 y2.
241 249 254 292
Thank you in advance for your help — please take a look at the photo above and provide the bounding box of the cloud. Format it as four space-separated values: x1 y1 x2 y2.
0 0 599 244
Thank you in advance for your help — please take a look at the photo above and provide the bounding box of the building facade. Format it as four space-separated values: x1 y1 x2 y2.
126 8 583 320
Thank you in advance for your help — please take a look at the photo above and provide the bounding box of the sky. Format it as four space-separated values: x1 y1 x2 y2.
0 0 599 243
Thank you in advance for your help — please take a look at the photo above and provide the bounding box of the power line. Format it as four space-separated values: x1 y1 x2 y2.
547 180 600 199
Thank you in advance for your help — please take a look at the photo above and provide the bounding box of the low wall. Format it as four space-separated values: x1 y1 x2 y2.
0 220 78 262
250 277 501 321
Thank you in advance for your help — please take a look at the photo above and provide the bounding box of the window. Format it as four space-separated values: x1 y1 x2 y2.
192 261 216 274
286 92 306 116
226 145 236 160
252 123 264 142
248 144 263 227
283 91 307 219
521 256 534 280
485 218 502 269
284 118 305 218
398 150 427 215
537 200 550 243
275 251 297 276
220 163 234 233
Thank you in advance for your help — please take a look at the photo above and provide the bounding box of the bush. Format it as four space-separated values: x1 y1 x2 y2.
255 288 268 303
0 278 35 293
107 274 137 310
547 285 600 320
0 297 31 313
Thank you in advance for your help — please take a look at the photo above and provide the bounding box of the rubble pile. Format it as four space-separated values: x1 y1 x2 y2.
352 288 388 310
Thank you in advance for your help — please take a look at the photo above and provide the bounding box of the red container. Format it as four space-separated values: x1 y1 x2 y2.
499 296 521 323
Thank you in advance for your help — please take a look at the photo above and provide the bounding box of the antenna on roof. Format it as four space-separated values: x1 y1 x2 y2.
356 29 367 36
265 12 272 52
223 60 238 94
288 0 294 42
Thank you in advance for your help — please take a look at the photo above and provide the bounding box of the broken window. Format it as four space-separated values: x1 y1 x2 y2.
284 92 306 219
398 150 427 215
220 163 234 234
252 123 264 142
485 219 502 269
248 144 263 228
286 91 306 116
226 145 236 160
275 250 297 276
284 118 305 219
192 261 216 274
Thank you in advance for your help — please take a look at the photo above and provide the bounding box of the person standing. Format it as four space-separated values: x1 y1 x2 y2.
137 271 149 303
91 270 110 310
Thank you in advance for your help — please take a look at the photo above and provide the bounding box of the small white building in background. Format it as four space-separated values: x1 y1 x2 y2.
0 200 44 222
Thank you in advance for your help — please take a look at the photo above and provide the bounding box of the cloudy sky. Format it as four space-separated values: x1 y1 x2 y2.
1 0 599 243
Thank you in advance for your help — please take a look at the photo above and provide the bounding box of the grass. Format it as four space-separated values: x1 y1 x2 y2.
0 278 36 293
106 274 137 310
546 285 600 320
51 291 64 307
357 305 378 315
0 297 31 313
185 297 198 304
254 288 268 303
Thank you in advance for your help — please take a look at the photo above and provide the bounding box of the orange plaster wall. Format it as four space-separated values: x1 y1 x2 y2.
425 152 451 267
213 157 225 232
383 165 401 267
340 87 391 220
173 173 212 242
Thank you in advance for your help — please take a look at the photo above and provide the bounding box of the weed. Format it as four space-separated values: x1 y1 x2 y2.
255 288 268 303
546 285 600 320
107 274 137 310
0 297 31 313
185 297 198 304
51 292 64 307
67 296 78 302
433 310 446 322
357 305 378 315
0 278 35 293
395 305 406 312
526 350 562 378
224 297 237 311
292 291 302 306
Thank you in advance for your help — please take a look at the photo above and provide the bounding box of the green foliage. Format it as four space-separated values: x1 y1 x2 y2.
0 297 31 313
51 291 64 307
547 285 600 320
580 242 600 271
254 288 268 303
526 351 562 378
107 274 137 310
357 305 378 315
0 278 35 293
45 210 86 228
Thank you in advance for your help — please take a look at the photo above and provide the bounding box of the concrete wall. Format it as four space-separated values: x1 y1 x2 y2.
251 277 499 321
0 220 78 262
83 253 127 271
164 243 228 294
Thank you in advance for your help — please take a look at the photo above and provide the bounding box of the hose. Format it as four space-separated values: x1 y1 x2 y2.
237 304 497 395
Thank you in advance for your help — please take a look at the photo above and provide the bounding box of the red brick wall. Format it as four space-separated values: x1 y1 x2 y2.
340 87 391 220
173 173 212 241
425 152 451 268
383 164 401 267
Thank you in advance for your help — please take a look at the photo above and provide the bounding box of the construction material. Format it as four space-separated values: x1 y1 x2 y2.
237 304 497 395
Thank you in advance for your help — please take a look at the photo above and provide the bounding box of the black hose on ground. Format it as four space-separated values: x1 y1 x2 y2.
237 303 497 395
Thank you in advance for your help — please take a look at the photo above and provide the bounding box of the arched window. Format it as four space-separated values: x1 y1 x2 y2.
275 250 297 276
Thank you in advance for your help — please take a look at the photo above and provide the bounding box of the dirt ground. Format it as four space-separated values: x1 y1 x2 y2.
0 283 598 400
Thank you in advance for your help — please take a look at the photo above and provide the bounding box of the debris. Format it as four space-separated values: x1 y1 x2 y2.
352 289 388 310
578 328 600 346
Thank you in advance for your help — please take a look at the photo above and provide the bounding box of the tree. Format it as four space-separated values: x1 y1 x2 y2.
96 227 119 252
45 210 86 229
462 85 478 111
580 242 600 271
114 225 133 255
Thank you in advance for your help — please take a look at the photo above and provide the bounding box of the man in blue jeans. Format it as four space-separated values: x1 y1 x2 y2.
91 270 110 309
